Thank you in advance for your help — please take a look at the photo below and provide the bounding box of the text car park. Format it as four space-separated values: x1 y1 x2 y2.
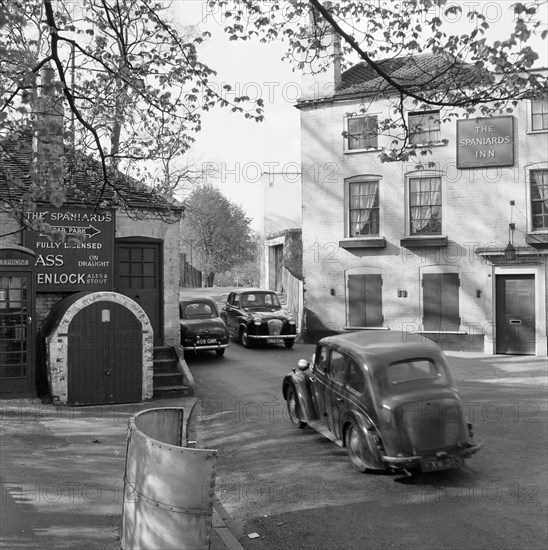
282 331 482 473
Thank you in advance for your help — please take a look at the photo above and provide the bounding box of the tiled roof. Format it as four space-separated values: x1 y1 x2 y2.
0 133 184 216
310 53 479 102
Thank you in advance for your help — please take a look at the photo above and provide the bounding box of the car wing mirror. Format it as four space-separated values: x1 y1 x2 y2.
297 359 309 371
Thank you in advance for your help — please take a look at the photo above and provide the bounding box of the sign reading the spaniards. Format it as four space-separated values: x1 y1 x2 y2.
457 116 515 169
24 208 115 291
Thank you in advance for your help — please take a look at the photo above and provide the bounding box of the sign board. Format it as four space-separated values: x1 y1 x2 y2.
24 208 115 291
457 116 514 169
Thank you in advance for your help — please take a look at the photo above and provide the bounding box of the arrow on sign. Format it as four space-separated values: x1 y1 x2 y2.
40 225 101 239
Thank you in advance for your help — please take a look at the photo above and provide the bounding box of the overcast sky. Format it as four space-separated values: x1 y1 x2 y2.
172 0 548 230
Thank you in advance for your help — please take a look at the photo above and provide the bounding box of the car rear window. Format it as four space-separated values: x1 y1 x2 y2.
387 359 439 384
183 302 215 319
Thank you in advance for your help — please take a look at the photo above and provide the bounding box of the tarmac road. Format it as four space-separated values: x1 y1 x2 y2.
188 341 548 550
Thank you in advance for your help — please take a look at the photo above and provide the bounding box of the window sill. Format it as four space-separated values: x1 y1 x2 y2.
526 232 548 247
339 237 386 249
400 235 448 248
406 141 447 149
344 147 382 155
526 129 548 134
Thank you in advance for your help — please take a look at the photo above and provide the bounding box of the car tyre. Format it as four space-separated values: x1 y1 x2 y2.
284 338 295 349
215 348 225 357
240 327 251 348
286 386 306 429
345 419 376 473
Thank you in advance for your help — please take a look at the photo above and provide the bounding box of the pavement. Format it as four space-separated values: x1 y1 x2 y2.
0 395 243 550
1 350 546 550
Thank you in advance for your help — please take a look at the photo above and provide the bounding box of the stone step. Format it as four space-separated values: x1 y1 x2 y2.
153 371 185 388
153 357 179 373
153 384 192 399
153 345 178 360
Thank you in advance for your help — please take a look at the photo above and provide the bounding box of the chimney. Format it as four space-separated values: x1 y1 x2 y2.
33 65 65 190
299 1 342 102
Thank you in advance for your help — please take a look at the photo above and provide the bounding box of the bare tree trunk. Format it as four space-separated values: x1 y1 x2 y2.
207 272 215 287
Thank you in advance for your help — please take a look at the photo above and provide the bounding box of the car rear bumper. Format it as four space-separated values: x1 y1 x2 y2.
382 441 483 466
183 343 229 351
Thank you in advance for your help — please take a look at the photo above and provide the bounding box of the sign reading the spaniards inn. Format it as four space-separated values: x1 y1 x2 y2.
457 116 515 169
24 208 115 291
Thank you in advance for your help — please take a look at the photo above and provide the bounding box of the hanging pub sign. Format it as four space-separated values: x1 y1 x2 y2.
24 208 115 291
456 116 515 169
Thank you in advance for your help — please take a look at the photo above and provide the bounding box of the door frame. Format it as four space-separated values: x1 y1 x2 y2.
114 237 164 345
490 265 547 357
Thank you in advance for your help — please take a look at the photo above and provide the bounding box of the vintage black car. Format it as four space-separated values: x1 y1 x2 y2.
221 289 297 348
282 331 482 473
179 295 229 356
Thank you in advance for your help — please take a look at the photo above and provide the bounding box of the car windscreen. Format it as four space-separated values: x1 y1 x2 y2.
386 359 440 384
182 302 216 319
241 292 281 309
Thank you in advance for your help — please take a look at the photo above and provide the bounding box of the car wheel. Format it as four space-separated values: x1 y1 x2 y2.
215 348 225 357
240 328 251 348
345 420 386 472
284 338 295 349
286 386 306 429
345 420 374 473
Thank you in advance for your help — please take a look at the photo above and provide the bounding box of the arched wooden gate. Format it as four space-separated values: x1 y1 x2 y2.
44 291 154 406
68 301 142 405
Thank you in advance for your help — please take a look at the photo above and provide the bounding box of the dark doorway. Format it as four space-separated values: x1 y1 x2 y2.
68 301 142 405
0 272 35 397
496 274 536 355
115 240 162 345
269 245 284 292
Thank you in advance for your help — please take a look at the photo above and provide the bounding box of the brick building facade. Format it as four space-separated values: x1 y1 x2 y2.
298 52 548 356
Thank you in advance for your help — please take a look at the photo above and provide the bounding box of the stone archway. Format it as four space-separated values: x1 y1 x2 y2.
45 291 154 404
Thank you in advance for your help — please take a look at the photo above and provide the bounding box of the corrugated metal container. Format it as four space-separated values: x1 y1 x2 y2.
121 407 217 550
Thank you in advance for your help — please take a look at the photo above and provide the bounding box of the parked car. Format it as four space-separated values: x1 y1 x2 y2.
282 331 482 473
221 289 297 348
179 295 229 356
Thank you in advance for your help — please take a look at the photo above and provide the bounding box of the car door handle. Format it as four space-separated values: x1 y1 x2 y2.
335 397 343 402
309 376 316 382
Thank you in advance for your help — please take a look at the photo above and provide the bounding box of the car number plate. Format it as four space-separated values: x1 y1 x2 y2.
267 338 283 344
420 456 463 472
197 338 218 345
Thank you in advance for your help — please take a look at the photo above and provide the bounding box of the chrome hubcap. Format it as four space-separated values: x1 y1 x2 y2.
349 427 362 461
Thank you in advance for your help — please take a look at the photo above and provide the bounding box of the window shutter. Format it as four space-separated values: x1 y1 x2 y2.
347 274 383 327
364 274 383 327
422 273 459 331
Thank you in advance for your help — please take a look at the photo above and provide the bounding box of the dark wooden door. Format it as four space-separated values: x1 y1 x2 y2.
422 273 460 331
115 241 162 345
68 302 142 405
348 274 383 327
496 275 536 355
0 273 35 397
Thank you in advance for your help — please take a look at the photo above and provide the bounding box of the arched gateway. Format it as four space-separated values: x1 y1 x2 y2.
44 291 154 405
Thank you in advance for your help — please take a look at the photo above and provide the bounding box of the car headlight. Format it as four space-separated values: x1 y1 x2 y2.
253 316 262 325
288 319 296 325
